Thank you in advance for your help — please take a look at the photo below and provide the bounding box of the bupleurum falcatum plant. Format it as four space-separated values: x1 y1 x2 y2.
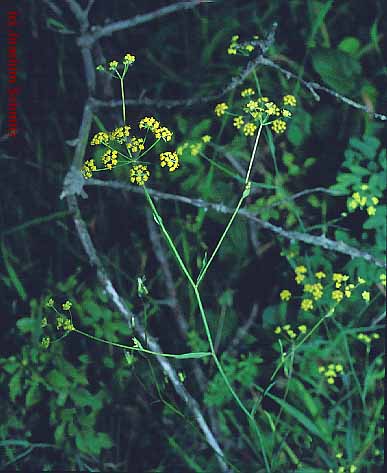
39 38 385 473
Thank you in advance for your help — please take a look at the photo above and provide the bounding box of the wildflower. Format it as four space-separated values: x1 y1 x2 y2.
241 88 255 97
41 317 47 328
332 273 349 288
126 136 145 154
243 122 257 136
311 283 323 300
288 329 297 339
361 184 368 190
245 100 260 113
283 324 291 330
139 117 160 132
56 316 64 330
190 143 203 156
102 149 118 170
233 116 244 129
280 289 292 301
327 377 335 384
265 102 281 116
110 125 131 143
62 300 72 311
41 337 50 349
349 466 357 473
358 276 366 284
283 95 297 107
130 164 150 185
274 326 281 334
331 290 343 302
46 298 54 308
362 291 370 302
344 284 354 298
336 452 343 459
227 35 239 55
63 319 75 331
371 196 379 205
373 333 380 339
367 206 376 216
123 53 135 65
82 159 97 179
298 324 307 334
271 119 287 134
160 151 179 172
282 109 292 118
301 299 314 311
315 271 326 279
108 60 118 70
335 364 343 372
202 135 212 143
214 103 228 117
244 44 255 53
295 265 307 284
318 366 325 373
154 126 173 142
379 274 386 286
90 131 109 145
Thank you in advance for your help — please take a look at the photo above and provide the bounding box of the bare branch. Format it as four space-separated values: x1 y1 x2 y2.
78 1 205 48
84 178 386 269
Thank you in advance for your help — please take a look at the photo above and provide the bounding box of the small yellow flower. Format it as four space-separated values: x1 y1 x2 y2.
298 324 307 334
335 452 343 459
318 366 325 373
282 109 292 118
62 300 72 311
301 299 314 311
241 88 255 97
56 316 64 330
245 100 260 112
214 103 228 117
154 126 173 142
327 377 335 384
288 330 297 339
243 122 257 136
361 184 368 190
349 466 357 473
233 116 244 129
41 337 50 349
358 276 366 284
46 298 54 308
283 324 291 331
295 274 305 284
130 164 150 185
373 333 380 340
82 159 97 179
295 265 307 274
283 95 297 107
102 149 118 170
367 206 376 216
332 290 343 302
371 196 379 205
111 125 131 143
379 274 386 286
362 291 370 302
160 151 179 172
41 317 47 328
280 289 292 301
338 466 345 473
139 116 160 132
335 364 343 372
202 135 212 143
315 271 326 279
265 102 281 116
90 131 109 145
63 319 75 331
126 136 145 154
274 326 281 334
190 143 203 156
108 60 118 70
123 53 135 65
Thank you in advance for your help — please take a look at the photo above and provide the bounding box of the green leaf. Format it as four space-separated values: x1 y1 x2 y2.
25 382 42 407
47 369 69 390
1 241 27 301
9 371 22 401
172 352 212 359
16 317 36 334
311 48 361 94
338 37 361 57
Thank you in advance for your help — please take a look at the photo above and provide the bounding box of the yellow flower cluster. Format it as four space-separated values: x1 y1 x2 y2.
214 102 228 117
301 298 314 311
280 289 292 301
361 290 370 302
227 34 257 55
90 131 109 145
190 142 203 156
160 151 179 172
139 116 160 132
318 363 343 384
380 274 386 287
304 282 324 300
348 187 379 216
233 116 244 129
271 119 287 134
283 95 297 107
357 332 380 344
82 159 97 179
202 135 212 143
315 271 326 279
295 265 307 284
274 323 307 338
109 60 119 70
241 88 255 97
332 273 349 288
123 53 136 65
102 149 118 170
243 122 257 136
126 136 145 154
130 164 150 186
329 466 357 473
56 316 74 331
110 125 131 143
41 336 50 349
154 126 173 142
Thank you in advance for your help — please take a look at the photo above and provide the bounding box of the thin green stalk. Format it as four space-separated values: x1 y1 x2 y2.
120 77 126 125
196 124 263 287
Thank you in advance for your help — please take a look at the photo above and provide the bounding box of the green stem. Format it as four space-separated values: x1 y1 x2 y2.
120 78 126 125
196 124 263 287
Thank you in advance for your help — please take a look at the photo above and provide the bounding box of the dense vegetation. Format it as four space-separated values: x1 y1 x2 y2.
1 1 385 471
